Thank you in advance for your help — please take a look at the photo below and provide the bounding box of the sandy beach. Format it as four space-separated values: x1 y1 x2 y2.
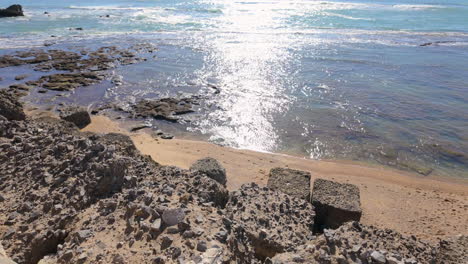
77 114 468 243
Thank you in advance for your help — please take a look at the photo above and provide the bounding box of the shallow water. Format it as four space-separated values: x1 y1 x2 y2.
1 0 467 177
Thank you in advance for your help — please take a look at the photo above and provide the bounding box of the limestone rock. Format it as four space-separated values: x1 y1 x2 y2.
225 183 315 262
267 167 311 201
190 157 227 186
0 90 25 121
59 105 91 129
311 178 362 230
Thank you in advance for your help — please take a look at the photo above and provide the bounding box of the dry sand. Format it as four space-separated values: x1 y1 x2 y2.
80 115 468 242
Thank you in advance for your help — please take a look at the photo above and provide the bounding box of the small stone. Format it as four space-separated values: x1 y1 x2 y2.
162 208 185 226
112 254 126 264
151 218 162 232
160 236 173 250
197 241 207 252
14 74 28 81
166 226 179 234
152 256 166 264
371 250 386 264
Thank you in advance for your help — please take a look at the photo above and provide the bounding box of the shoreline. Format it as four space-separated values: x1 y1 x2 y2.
70 113 468 242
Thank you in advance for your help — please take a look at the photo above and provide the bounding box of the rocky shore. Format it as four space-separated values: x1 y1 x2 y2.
1 83 467 263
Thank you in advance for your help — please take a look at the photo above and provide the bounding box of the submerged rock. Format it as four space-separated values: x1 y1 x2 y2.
0 5 24 18
131 97 195 122
267 167 311 201
190 157 227 186
311 178 362 231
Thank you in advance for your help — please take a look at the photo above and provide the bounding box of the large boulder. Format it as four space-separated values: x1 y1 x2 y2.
59 105 91 129
267 167 311 201
190 157 227 186
311 178 362 231
225 183 315 263
0 90 25 121
0 5 24 18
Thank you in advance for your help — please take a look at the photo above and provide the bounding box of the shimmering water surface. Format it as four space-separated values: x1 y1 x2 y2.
1 0 467 177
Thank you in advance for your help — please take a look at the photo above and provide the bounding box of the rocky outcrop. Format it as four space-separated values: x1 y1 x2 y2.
272 221 439 264
190 157 227 186
0 5 24 18
311 178 362 231
225 183 315 262
0 90 25 121
0 100 465 264
267 167 311 201
58 105 91 129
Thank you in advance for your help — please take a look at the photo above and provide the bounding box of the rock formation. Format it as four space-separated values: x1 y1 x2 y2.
0 93 466 264
0 5 24 18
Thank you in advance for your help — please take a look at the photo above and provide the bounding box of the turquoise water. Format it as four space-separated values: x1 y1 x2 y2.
1 0 467 177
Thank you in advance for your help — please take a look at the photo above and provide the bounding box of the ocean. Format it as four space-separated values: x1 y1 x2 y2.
1 0 467 178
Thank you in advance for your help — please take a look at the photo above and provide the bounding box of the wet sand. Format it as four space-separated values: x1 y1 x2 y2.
80 115 468 242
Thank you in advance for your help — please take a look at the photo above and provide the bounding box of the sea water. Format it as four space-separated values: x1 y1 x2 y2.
0 0 467 177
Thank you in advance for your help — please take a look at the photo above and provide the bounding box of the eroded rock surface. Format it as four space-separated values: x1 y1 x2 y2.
130 97 195 122
267 167 311 201
312 178 362 231
0 90 25 121
190 157 227 186
225 183 315 263
58 105 91 129
272 221 439 264
0 96 465 264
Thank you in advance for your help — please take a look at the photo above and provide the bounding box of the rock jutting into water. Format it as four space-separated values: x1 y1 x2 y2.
0 5 24 18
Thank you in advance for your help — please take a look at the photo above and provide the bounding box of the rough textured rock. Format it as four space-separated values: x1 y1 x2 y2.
435 235 468 264
58 105 91 129
0 5 24 18
131 97 195 122
311 178 362 231
0 99 461 264
0 242 16 264
271 221 439 264
190 157 227 186
225 183 315 263
267 167 311 201
0 90 25 121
